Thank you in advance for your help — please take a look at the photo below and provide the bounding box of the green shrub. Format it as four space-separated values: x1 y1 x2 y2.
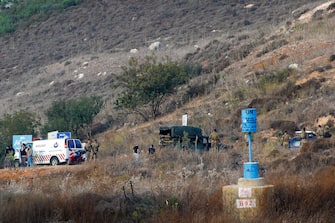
62 0 81 8
116 57 197 120
42 96 104 138
258 69 290 94
0 0 84 35
233 89 245 100
0 14 15 33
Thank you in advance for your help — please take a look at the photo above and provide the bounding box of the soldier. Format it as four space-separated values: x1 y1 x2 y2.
300 127 307 144
324 125 332 138
281 131 290 148
317 125 324 138
92 139 99 160
84 139 93 161
210 129 219 152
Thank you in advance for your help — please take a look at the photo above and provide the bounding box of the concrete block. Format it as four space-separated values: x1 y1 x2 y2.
222 179 274 222
238 177 264 186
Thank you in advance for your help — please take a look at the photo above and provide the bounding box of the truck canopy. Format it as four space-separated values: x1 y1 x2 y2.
159 125 209 151
160 125 203 138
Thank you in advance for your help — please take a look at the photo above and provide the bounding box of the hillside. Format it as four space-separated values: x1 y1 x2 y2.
1 0 335 222
0 0 331 127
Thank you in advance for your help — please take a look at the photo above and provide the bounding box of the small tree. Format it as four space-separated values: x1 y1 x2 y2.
0 110 40 165
42 96 104 138
116 56 201 120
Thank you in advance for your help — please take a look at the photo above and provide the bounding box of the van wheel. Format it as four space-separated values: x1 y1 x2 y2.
14 160 20 168
50 157 59 166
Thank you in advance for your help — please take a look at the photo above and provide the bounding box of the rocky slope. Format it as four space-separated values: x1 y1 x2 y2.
0 0 330 128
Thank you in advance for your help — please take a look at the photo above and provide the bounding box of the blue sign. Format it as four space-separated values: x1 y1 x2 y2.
12 135 33 151
57 132 71 139
241 108 257 133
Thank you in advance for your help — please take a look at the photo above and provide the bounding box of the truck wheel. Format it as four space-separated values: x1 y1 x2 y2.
14 160 20 168
50 157 59 166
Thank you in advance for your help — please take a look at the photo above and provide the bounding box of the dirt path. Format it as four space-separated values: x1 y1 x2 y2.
0 164 89 181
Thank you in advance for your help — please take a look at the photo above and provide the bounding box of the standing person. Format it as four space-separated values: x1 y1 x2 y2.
4 146 12 168
20 143 27 167
133 145 140 160
148 144 156 155
5 146 12 155
26 145 33 167
281 131 290 148
210 129 219 152
84 139 93 161
317 125 324 138
300 127 307 144
9 145 14 156
324 125 332 138
92 139 99 160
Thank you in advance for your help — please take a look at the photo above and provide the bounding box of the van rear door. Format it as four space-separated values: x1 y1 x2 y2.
67 139 84 151
74 139 82 149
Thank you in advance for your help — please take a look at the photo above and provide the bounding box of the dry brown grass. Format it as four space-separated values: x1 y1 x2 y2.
1 138 335 222
0 148 242 222
261 165 335 222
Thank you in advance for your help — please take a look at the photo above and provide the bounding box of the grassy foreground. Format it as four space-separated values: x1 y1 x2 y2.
1 141 335 222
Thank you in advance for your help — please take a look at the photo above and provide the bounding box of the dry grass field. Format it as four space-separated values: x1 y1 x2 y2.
1 136 335 222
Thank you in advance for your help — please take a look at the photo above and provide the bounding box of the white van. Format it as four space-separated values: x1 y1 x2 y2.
33 138 85 165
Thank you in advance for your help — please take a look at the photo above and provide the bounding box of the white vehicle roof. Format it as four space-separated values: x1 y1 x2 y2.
295 130 316 134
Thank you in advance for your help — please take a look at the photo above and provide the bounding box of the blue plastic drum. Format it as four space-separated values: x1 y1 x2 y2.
244 162 259 179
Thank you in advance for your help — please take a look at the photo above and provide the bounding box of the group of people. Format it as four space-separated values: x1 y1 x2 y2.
84 138 100 161
280 124 332 148
132 144 156 160
16 143 33 167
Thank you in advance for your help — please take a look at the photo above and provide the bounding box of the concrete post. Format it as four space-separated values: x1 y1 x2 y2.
224 108 274 221
222 178 274 222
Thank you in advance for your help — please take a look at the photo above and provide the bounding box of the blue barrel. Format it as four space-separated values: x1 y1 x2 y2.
241 108 257 133
244 162 259 179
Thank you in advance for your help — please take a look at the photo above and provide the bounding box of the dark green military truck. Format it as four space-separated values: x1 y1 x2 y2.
159 125 210 151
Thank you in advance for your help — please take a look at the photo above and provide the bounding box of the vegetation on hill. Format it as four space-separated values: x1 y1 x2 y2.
115 56 202 120
0 110 39 144
0 0 84 34
41 96 104 137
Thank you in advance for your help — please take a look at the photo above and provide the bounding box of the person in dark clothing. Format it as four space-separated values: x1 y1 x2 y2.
148 145 155 155
20 143 27 167
133 145 139 153
133 145 140 159
4 146 14 168
5 146 12 155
